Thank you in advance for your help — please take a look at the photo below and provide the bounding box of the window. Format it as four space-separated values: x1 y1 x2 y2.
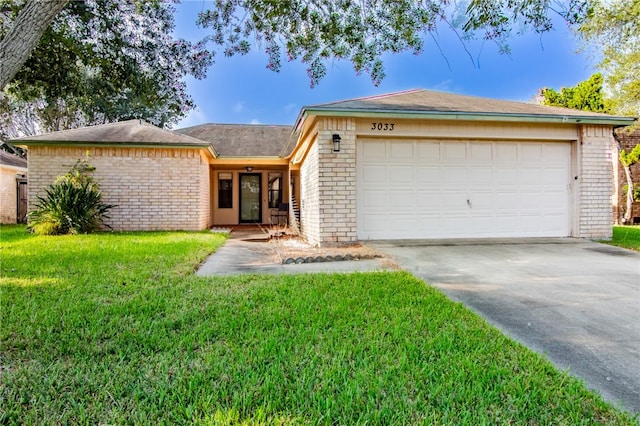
268 173 282 208
218 172 233 208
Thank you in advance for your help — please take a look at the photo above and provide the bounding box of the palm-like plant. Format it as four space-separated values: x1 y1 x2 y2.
28 159 115 235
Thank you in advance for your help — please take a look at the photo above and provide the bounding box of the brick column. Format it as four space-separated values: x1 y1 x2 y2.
578 125 614 239
316 117 357 246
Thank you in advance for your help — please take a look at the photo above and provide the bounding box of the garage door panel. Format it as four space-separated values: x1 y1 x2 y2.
390 142 414 160
360 189 386 210
361 165 386 183
496 144 518 162
415 192 443 209
360 140 387 160
520 216 546 232
444 143 467 161
540 214 568 232
520 144 543 161
442 192 469 210
543 143 571 158
467 216 498 233
541 168 569 184
360 214 387 233
542 191 569 208
496 215 520 234
417 142 440 160
469 143 494 162
440 166 467 184
518 168 542 185
493 193 517 209
388 166 413 184
518 193 543 209
469 192 495 210
389 216 420 233
441 215 472 233
468 167 493 185
388 192 416 211
415 166 440 184
357 140 572 239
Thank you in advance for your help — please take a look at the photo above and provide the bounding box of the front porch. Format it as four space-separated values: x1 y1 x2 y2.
208 164 300 229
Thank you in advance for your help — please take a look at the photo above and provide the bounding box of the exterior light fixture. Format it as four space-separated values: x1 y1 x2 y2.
246 166 253 172
332 134 341 152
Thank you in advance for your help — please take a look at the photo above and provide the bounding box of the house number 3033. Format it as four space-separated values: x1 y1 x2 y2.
371 122 395 131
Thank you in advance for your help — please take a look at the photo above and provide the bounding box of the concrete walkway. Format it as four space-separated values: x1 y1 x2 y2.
369 238 640 415
196 231 392 276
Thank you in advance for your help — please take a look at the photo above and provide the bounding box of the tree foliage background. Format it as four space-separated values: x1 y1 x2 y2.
539 73 610 113
0 0 602 141
197 0 591 88
578 0 639 117
0 0 212 138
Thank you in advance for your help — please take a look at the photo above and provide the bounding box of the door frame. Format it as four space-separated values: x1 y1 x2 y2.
239 173 262 223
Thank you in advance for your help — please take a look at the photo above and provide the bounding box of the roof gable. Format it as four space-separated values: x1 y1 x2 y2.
176 124 294 157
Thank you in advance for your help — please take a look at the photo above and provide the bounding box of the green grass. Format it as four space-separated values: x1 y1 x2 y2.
606 225 640 251
1 225 637 425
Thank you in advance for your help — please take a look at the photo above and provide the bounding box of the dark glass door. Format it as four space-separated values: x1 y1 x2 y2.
239 173 261 223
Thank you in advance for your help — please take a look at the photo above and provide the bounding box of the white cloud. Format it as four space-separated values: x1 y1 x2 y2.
233 102 245 113
250 119 262 125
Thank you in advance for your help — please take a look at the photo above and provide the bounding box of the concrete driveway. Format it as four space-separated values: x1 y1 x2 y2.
369 238 640 414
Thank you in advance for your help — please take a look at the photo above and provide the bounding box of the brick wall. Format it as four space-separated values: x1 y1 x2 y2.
294 118 359 246
197 153 211 229
300 140 320 245
614 128 640 224
0 166 23 223
578 125 614 239
28 146 211 231
316 118 358 246
299 118 359 246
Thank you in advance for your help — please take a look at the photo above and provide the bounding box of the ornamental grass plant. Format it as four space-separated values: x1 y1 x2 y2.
27 159 114 235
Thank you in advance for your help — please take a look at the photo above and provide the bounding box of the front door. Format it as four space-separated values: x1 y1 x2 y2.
239 173 261 223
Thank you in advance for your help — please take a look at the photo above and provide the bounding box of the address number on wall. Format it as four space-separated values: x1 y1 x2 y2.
371 122 395 131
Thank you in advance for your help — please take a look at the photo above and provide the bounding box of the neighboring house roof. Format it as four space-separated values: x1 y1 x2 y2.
0 150 27 170
295 89 635 129
12 120 213 150
175 123 295 157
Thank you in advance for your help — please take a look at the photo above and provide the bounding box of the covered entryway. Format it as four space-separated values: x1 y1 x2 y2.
357 139 573 239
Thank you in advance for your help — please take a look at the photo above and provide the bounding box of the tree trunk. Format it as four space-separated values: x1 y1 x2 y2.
0 0 68 90
622 163 634 224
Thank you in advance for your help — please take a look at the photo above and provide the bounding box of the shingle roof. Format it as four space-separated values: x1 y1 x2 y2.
12 120 211 147
0 150 27 169
298 89 634 126
175 124 294 157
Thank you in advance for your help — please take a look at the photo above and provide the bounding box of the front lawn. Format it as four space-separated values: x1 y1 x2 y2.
606 225 640 251
1 225 636 424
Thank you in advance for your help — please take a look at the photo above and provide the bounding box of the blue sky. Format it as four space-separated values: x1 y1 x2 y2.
172 1 596 128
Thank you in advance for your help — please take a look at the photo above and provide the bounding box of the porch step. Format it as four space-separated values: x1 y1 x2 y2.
290 194 301 222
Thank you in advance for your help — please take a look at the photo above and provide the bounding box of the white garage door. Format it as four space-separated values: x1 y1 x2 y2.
357 139 572 239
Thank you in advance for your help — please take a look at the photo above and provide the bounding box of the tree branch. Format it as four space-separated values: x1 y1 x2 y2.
0 0 68 90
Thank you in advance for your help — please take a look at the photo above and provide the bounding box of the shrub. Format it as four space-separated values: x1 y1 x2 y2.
28 159 115 235
623 184 640 202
